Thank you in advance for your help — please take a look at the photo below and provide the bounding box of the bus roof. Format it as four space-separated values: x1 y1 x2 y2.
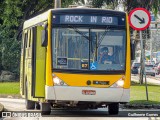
51 8 126 15
23 8 126 30
23 10 51 30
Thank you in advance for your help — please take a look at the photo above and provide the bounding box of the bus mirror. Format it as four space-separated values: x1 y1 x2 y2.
131 40 135 60
41 29 48 47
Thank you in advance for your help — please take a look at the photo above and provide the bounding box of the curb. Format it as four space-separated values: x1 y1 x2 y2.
0 94 22 99
0 103 4 117
121 104 160 109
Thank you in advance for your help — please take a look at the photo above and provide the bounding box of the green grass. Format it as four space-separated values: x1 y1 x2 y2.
130 82 160 104
0 82 20 95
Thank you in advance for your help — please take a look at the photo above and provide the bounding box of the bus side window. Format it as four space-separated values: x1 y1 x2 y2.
21 33 24 49
21 32 25 55
28 29 32 48
24 33 28 48
27 29 31 48
28 29 32 58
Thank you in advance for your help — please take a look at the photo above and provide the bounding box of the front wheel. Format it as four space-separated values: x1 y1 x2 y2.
40 103 51 115
108 103 119 115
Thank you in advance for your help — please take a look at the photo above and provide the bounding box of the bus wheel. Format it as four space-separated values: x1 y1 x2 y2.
40 103 51 115
25 82 35 109
108 103 119 115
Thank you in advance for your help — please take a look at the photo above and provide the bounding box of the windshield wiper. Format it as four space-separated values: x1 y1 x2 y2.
91 27 110 61
68 25 89 40
91 27 110 53
97 27 110 49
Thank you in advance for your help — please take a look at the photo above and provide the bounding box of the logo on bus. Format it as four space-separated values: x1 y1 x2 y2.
57 58 67 65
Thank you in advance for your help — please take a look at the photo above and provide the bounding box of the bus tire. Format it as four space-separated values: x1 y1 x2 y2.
108 103 119 115
25 81 35 109
40 103 51 115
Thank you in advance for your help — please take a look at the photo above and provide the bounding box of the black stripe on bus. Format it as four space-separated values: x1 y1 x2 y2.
52 69 125 75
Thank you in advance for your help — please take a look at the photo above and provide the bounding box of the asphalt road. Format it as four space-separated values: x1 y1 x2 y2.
0 75 160 119
0 98 160 120
0 98 25 111
131 74 160 85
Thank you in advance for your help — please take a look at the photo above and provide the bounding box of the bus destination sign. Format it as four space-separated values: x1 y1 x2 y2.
54 15 124 25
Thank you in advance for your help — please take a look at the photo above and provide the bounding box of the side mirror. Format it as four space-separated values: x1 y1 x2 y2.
41 23 48 47
131 40 135 60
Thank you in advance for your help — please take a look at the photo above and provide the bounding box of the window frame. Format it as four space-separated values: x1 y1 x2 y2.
51 26 127 74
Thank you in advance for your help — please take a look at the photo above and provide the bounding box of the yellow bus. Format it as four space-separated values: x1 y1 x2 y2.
20 8 134 115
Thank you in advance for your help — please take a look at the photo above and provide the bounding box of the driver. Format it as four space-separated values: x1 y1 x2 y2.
98 47 112 64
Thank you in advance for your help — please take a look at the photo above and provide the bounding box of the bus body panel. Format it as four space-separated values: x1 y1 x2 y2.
53 73 124 87
34 26 46 97
20 8 131 107
124 13 131 89
20 31 26 96
46 10 53 86
21 12 49 100
45 85 130 102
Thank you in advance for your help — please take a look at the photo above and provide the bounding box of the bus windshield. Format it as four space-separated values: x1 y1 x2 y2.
52 27 126 71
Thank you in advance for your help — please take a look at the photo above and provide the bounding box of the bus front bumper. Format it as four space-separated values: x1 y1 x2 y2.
45 85 130 102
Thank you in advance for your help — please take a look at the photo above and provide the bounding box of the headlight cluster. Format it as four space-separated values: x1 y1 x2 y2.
52 74 68 86
110 77 125 88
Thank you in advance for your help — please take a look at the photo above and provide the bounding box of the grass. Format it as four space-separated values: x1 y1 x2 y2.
0 82 20 95
130 81 160 104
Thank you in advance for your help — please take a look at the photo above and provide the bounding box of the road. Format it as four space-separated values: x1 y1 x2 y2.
0 75 160 119
131 74 160 85
0 98 25 111
0 98 160 120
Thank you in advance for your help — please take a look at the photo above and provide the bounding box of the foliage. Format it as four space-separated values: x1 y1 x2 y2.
0 0 75 75
74 0 120 8
0 0 160 76
75 0 160 14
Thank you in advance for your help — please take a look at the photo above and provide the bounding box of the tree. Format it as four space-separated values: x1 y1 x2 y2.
74 0 120 8
0 0 75 75
0 0 159 76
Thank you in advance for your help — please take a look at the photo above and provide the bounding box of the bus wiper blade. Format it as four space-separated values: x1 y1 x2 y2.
91 27 110 57
97 27 109 49
68 25 89 40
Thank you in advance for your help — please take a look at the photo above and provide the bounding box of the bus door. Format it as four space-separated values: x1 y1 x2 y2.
32 26 46 98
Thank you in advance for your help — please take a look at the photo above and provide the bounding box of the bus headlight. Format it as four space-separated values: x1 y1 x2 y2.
52 75 68 86
117 80 124 87
110 78 124 88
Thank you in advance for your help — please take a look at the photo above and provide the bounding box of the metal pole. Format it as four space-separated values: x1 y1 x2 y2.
145 30 149 101
150 30 152 61
140 30 149 101
55 0 61 8
140 31 144 84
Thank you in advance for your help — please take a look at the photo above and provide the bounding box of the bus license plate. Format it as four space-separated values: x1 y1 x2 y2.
82 90 96 95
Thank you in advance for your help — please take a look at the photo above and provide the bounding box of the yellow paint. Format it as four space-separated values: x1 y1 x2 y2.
35 26 46 97
54 72 124 88
21 9 131 101
124 13 131 89
46 10 53 86
51 14 131 89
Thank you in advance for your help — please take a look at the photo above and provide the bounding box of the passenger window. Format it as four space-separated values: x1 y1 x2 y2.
24 33 28 48
27 29 31 48
21 33 25 49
